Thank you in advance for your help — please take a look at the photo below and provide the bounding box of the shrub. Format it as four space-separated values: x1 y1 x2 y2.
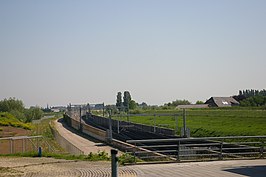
118 153 141 165
85 151 110 161
0 112 32 130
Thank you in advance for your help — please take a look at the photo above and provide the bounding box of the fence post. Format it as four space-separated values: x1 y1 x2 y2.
183 109 187 138
10 139 13 154
153 114 156 133
134 143 137 164
219 141 223 160
260 141 264 159
111 149 118 177
176 140 180 162
117 118 120 134
175 115 178 135
103 102 105 117
22 139 25 153
108 110 113 141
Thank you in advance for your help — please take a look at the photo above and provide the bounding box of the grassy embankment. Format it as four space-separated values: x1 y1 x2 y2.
114 108 266 137
0 112 32 130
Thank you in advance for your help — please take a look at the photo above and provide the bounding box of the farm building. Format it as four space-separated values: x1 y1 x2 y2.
205 97 239 107
176 104 209 109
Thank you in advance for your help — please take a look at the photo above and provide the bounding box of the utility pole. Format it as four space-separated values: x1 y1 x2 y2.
117 113 120 134
103 102 105 117
108 110 113 141
79 106 82 131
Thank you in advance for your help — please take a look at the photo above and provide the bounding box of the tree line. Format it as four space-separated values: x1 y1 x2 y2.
234 89 266 107
115 91 138 113
239 89 266 97
0 98 43 122
164 99 191 107
114 91 195 112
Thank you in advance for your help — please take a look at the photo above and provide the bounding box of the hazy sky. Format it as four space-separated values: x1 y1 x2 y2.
1 0 266 107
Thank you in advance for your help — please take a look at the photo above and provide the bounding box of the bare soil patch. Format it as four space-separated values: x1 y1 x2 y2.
0 126 30 138
0 126 32 154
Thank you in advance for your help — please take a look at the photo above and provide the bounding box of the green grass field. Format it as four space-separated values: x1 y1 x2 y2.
114 108 266 137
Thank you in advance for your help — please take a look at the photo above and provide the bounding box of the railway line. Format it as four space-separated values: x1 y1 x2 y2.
82 115 266 163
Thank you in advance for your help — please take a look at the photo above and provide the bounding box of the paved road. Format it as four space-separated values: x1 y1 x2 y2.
134 159 266 177
54 119 118 155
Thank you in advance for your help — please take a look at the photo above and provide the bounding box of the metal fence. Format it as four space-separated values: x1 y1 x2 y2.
126 136 266 163
0 135 54 154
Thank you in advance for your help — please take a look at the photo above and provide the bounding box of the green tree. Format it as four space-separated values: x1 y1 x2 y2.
116 92 123 112
165 99 191 107
129 100 137 110
123 91 131 113
240 96 266 107
25 106 43 122
0 97 24 113
196 100 204 104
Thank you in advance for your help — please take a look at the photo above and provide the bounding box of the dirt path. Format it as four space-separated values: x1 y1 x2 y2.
53 119 118 155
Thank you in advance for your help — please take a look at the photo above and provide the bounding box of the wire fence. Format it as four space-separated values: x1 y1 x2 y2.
0 135 54 154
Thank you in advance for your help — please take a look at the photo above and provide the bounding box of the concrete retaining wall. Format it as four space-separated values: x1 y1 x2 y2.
82 123 106 142
71 118 80 130
50 122 84 155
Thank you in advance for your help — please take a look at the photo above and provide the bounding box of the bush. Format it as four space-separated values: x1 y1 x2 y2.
118 153 141 165
10 110 26 122
25 107 43 122
85 151 110 161
129 109 141 114
0 112 32 130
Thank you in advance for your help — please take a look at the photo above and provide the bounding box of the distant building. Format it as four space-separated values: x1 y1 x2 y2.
89 103 104 110
51 106 67 112
176 104 209 109
205 97 239 107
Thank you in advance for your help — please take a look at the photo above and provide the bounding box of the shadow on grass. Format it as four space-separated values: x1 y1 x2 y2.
224 165 266 177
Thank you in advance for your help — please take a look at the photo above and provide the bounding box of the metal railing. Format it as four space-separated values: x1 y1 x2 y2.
126 136 266 163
